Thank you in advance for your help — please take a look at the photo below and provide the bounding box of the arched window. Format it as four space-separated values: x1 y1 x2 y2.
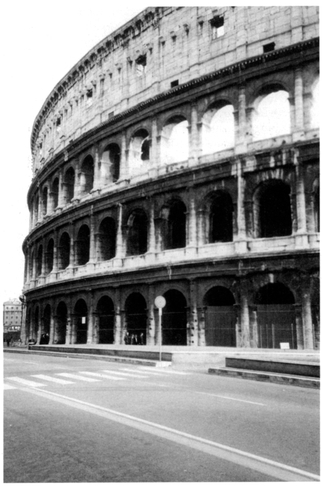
36 245 43 276
45 239 54 274
76 225 90 265
129 129 150 175
64 168 75 203
254 180 292 238
127 210 148 256
125 293 147 344
162 290 187 345
97 218 116 261
42 187 48 215
58 232 70 270
101 144 120 184
80 156 94 195
253 88 290 141
209 191 233 243
161 116 189 164
162 200 186 250
52 178 59 209
202 103 235 154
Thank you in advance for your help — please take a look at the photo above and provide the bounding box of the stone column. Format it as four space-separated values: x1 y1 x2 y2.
294 150 308 247
197 209 205 246
302 290 314 349
114 288 122 345
93 313 100 344
249 305 258 348
120 131 128 180
70 314 77 345
235 85 248 154
189 280 198 346
89 208 96 263
150 119 159 170
41 240 46 276
294 304 304 350
69 222 75 268
93 145 101 191
49 311 55 345
147 199 156 253
52 231 58 273
239 288 250 347
188 102 200 164
198 307 206 346
115 204 125 262
187 189 197 249
65 309 72 345
147 286 156 345
236 160 246 240
293 68 304 141
86 295 94 344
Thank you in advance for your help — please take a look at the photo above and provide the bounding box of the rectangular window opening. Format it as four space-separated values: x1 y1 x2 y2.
210 16 224 39
263 42 275 53
171 80 179 88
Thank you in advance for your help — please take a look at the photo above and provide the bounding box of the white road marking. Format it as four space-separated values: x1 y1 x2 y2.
57 373 100 382
194 390 266 406
120 367 164 375
23 386 320 482
102 370 149 378
139 367 190 375
3 383 16 390
6 377 46 388
31 374 73 385
79 371 123 381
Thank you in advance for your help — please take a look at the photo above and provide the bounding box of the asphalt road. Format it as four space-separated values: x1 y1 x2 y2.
3 353 320 482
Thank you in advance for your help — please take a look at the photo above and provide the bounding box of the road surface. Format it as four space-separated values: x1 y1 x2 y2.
4 353 320 482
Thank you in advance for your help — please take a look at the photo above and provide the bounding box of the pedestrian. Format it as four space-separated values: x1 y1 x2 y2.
124 331 130 345
6 337 10 347
140 332 144 345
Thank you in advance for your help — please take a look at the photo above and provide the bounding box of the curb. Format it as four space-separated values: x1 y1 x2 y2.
3 348 171 368
208 367 320 389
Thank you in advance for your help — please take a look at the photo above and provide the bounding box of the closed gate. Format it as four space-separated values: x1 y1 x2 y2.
257 304 296 349
205 306 236 346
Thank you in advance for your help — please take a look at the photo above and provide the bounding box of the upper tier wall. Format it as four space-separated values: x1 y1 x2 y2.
31 6 319 174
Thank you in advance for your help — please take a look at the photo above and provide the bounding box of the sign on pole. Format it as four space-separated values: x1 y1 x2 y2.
154 296 166 361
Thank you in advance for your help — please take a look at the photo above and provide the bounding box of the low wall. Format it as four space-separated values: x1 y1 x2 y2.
226 358 320 377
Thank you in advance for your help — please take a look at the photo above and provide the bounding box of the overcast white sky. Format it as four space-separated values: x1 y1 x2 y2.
0 1 317 312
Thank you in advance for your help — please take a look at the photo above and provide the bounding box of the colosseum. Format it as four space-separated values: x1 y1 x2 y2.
22 7 319 351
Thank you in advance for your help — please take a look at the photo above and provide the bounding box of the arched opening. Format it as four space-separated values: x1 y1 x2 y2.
33 307 40 343
101 144 121 183
129 129 150 175
97 296 115 344
127 210 148 256
36 245 43 276
80 155 94 195
45 239 54 273
313 181 320 232
52 178 59 209
311 280 320 350
209 192 233 243
253 88 290 141
125 293 147 344
202 103 235 154
64 167 75 203
42 187 48 215
255 283 296 349
203 287 236 346
41 305 51 344
29 250 34 280
255 181 292 238
34 196 39 223
161 116 189 164
76 225 90 265
58 232 70 270
162 200 186 250
97 218 116 261
162 290 187 345
56 301 67 344
74 299 88 344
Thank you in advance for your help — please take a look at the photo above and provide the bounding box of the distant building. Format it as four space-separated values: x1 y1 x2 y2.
22 7 319 350
3 299 22 333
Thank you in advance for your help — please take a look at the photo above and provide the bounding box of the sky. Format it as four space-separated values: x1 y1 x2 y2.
0 0 317 311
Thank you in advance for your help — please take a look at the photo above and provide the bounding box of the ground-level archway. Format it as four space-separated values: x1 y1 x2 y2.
162 290 187 345
203 286 236 346
55 301 67 344
255 283 296 349
96 296 114 344
40 305 51 343
125 293 147 344
74 299 88 344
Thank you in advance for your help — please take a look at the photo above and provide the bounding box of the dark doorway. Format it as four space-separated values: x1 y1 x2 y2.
74 299 88 344
209 192 233 242
204 286 236 346
256 283 296 349
125 293 147 344
97 296 114 344
162 290 187 345
56 302 67 344
258 181 292 237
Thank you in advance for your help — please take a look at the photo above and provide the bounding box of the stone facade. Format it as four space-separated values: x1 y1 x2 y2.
22 7 319 350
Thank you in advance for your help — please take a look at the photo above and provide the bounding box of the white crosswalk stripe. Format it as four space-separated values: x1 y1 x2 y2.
79 371 124 381
4 383 16 390
139 367 190 375
7 377 46 388
101 370 149 378
120 367 164 375
57 373 100 382
31 374 73 385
